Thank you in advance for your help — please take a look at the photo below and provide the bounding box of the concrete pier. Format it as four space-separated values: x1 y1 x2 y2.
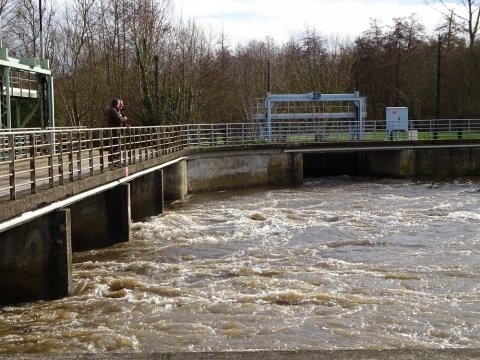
0 209 71 305
130 170 164 222
366 150 415 178
164 159 188 200
70 184 131 252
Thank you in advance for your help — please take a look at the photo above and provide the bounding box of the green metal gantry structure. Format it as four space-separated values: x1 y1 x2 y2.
0 46 54 129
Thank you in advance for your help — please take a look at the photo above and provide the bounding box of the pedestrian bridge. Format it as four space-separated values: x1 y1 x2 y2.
1 119 480 201
2 118 480 305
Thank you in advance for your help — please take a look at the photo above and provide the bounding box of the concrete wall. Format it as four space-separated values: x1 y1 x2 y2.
187 150 303 193
366 148 480 179
414 148 480 177
0 210 71 305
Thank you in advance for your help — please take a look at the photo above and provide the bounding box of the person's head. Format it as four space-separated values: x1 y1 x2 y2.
111 98 120 109
119 100 124 111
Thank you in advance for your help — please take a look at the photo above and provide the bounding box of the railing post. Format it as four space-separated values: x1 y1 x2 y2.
162 127 166 155
68 132 74 183
226 124 229 146
148 127 152 158
29 134 37 194
132 128 137 163
48 132 54 189
144 128 149 159
128 128 133 164
58 132 64 185
119 128 125 166
9 133 15 200
211 124 214 146
88 130 94 176
76 131 82 180
154 127 160 158
139 128 144 162
99 130 105 173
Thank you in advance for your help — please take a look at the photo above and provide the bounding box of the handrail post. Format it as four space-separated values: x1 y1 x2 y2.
99 130 105 173
211 124 214 146
76 131 82 180
88 130 94 176
68 132 74 182
128 127 133 164
226 123 229 146
119 127 124 166
109 128 114 168
58 131 64 185
48 132 54 189
29 134 37 194
155 127 161 158
9 133 15 200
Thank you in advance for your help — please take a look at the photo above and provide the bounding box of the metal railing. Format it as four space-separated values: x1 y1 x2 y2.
0 119 479 201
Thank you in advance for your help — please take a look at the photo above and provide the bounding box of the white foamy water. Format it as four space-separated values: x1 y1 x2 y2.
1 177 480 353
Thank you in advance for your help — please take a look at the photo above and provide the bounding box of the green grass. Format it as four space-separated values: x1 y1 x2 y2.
186 130 480 148
287 131 480 143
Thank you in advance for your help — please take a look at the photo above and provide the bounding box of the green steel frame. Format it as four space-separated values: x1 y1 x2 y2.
0 46 54 129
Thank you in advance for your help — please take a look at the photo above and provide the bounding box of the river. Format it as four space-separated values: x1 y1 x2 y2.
1 177 480 353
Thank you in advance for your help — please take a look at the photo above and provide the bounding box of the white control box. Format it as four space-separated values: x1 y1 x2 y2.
386 107 408 131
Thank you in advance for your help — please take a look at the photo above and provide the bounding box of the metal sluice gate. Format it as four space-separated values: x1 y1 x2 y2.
253 91 367 141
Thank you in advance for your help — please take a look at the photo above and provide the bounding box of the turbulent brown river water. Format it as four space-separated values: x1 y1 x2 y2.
1 177 480 354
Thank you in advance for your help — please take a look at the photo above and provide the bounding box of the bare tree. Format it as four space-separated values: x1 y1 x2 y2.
428 0 480 51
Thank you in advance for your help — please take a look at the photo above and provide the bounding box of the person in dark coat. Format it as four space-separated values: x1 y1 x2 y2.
105 98 127 167
106 98 127 127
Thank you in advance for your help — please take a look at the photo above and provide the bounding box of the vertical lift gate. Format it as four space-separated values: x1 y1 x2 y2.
255 91 367 141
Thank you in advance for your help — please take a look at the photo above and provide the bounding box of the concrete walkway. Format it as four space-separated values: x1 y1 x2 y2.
2 350 480 360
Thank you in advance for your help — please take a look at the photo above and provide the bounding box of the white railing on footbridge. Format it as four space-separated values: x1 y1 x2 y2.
0 119 479 201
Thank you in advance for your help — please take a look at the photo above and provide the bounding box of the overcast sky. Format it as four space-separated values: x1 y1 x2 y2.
173 0 461 45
